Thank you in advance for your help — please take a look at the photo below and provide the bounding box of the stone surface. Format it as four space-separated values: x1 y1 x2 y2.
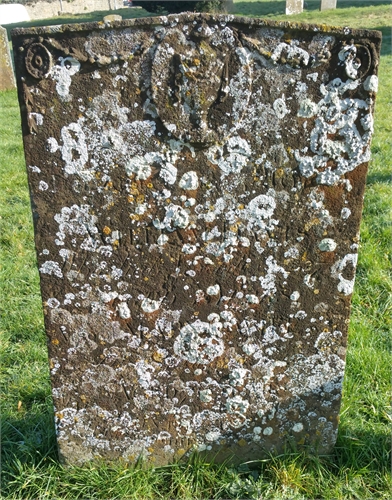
12 14 381 465
0 26 15 90
286 0 303 16
320 0 337 12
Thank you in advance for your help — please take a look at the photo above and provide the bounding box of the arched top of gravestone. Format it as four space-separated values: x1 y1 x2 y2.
10 12 382 41
11 14 381 145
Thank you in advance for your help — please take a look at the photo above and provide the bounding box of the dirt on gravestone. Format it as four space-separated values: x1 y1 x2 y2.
11 13 380 465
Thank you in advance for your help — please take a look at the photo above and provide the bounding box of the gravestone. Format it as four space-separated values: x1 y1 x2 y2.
320 0 337 11
0 26 15 90
103 15 123 23
12 14 381 465
0 4 30 25
286 0 303 15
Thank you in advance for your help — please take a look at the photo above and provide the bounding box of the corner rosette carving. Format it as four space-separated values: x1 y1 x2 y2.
25 42 53 79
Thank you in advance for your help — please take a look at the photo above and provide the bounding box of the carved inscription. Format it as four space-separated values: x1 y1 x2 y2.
12 14 381 465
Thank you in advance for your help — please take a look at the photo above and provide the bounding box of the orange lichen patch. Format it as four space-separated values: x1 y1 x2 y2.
129 182 139 195
304 218 320 231
275 168 284 178
102 226 111 235
152 352 164 363
52 338 59 345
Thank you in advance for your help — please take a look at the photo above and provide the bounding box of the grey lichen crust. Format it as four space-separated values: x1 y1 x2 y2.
12 13 380 465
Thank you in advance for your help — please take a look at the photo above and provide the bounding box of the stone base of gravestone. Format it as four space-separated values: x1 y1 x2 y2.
320 0 337 11
286 0 303 15
0 26 15 90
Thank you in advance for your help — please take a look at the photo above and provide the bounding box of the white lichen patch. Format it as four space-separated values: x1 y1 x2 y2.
157 234 169 246
141 298 162 313
364 75 378 92
39 260 63 278
292 422 304 433
243 193 278 233
206 285 220 296
156 204 189 231
273 95 289 119
295 78 372 185
206 136 251 177
117 302 131 319
199 389 213 403
54 205 98 249
318 239 337 252
179 171 199 190
126 155 153 180
159 162 178 185
57 120 89 178
48 57 81 101
173 320 225 364
331 253 357 295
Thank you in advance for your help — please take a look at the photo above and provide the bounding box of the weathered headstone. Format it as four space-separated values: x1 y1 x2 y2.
320 0 337 11
0 4 30 25
286 0 303 15
103 14 123 23
12 14 380 465
0 26 15 90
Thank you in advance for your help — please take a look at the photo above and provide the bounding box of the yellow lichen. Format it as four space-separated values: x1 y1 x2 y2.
152 352 164 363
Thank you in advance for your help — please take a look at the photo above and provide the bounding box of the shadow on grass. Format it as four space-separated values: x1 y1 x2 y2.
375 25 392 56
366 170 392 185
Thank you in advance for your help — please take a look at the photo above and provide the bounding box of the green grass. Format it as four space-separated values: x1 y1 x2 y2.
1 1 391 498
